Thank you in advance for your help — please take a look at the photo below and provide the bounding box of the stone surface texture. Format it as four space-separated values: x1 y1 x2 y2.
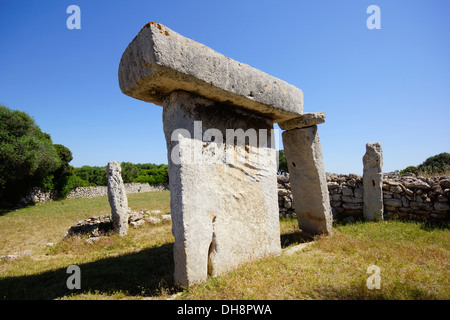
118 22 303 122
107 161 129 236
163 91 281 287
363 142 384 221
282 125 333 235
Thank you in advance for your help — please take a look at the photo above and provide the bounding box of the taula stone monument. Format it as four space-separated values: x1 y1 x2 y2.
107 161 129 236
363 142 384 221
118 22 332 286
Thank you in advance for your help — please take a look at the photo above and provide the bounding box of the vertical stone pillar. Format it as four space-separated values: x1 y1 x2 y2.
279 113 333 236
363 142 383 221
107 161 129 236
163 91 281 287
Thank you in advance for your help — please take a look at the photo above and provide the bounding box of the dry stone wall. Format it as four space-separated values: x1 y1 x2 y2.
21 182 167 205
278 173 450 222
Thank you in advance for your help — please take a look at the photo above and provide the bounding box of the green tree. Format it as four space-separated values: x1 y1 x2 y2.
50 144 75 198
133 166 169 185
278 150 288 173
0 105 61 204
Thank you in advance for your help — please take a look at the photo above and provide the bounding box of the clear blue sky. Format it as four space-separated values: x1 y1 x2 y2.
1 0 449 174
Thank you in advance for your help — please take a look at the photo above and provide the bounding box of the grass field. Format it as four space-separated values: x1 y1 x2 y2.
0 191 448 300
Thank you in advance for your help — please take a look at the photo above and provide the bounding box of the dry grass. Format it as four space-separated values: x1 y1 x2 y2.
0 191 448 300
183 220 449 300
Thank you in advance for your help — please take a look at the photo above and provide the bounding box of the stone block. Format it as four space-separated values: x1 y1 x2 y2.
163 91 281 287
107 161 129 237
363 142 383 221
282 125 333 236
278 112 325 130
119 22 303 123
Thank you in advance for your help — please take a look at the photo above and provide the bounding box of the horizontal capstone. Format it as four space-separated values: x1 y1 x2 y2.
119 22 303 122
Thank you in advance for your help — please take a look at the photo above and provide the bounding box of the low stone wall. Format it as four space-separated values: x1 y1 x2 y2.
22 182 168 204
278 173 450 222
66 182 167 199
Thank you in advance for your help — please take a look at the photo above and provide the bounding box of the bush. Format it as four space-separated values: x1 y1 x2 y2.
73 166 107 186
71 163 169 187
133 167 168 185
400 166 419 175
400 153 450 176
417 153 450 175
0 105 61 204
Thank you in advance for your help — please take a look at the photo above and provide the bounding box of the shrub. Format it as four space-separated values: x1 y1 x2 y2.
133 167 168 185
0 105 61 204
400 153 450 176
400 166 418 175
417 153 450 175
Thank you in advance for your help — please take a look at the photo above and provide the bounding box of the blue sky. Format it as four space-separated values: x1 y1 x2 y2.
0 0 449 174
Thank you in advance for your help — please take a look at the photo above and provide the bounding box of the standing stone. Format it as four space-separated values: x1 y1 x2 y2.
163 91 281 287
280 113 332 236
107 161 129 236
363 142 383 221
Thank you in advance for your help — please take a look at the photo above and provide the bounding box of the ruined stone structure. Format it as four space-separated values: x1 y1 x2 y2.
118 22 332 286
107 161 129 237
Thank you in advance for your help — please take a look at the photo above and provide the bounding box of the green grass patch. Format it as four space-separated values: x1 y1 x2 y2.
0 192 448 300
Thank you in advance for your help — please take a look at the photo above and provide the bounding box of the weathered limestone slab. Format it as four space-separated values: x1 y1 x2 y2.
107 161 129 236
118 22 303 122
278 112 325 130
282 124 333 235
363 142 384 221
164 91 281 287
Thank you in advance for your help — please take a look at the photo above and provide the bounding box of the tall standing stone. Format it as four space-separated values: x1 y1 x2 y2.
107 161 129 236
280 112 333 236
163 91 281 287
363 142 383 221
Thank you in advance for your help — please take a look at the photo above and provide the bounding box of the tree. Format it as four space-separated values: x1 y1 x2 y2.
50 144 75 198
278 150 288 174
0 105 61 204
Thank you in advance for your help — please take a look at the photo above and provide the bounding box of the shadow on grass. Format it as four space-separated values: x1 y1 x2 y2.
0 243 177 300
418 220 449 231
280 230 315 248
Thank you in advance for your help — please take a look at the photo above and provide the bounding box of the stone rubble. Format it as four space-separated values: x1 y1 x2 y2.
65 209 171 242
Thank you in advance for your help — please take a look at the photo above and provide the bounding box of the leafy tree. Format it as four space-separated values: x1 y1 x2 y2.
73 165 107 186
50 144 75 198
278 150 288 174
133 167 168 185
0 105 61 203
